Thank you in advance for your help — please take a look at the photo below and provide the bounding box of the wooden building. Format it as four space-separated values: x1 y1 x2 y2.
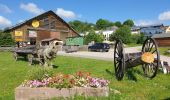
152 33 170 47
4 10 79 45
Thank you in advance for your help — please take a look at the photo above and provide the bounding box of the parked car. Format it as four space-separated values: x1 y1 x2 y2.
88 43 110 52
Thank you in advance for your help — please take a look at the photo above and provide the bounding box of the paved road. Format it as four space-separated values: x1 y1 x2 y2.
58 46 170 64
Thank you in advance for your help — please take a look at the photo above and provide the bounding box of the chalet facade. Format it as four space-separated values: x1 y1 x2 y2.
4 10 79 45
152 33 170 47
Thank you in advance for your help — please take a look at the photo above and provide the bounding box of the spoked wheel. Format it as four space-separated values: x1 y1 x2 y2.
114 39 125 81
13 52 18 61
142 38 160 79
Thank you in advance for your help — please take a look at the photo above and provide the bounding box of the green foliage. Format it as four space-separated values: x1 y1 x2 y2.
0 32 15 46
159 47 170 57
114 21 122 27
137 33 146 44
1 52 170 99
26 67 54 81
69 20 95 33
123 19 134 27
96 19 114 30
84 30 104 44
109 25 132 44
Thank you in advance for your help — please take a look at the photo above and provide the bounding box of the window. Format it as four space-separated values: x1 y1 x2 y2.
50 21 56 29
41 17 49 29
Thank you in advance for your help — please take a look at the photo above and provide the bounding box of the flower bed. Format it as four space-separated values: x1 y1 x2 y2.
15 71 110 99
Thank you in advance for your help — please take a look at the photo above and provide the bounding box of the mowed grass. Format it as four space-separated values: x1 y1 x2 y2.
159 47 170 57
0 52 170 100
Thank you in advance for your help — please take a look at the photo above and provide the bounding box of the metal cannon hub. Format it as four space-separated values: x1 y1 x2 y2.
114 38 160 81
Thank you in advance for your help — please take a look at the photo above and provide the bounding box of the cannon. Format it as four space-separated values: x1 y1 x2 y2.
114 38 160 80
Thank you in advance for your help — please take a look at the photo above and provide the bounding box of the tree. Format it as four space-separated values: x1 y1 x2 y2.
84 30 104 44
69 20 95 33
0 32 15 46
123 19 134 27
114 21 122 27
109 26 132 44
96 19 113 30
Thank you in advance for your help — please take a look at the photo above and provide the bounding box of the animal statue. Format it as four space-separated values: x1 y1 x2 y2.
37 41 58 67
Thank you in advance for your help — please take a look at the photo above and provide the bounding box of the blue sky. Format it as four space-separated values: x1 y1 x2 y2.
0 0 170 29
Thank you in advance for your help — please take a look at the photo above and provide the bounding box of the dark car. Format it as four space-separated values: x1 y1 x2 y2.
88 43 110 52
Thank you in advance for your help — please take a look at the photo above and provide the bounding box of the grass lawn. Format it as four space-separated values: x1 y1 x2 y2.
0 52 170 100
125 43 142 47
159 47 170 57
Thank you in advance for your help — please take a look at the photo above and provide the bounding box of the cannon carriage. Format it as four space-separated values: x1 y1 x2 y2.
13 45 38 65
13 38 62 65
114 38 160 80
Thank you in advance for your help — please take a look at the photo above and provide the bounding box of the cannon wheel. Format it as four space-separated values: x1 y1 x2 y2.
13 52 18 61
114 39 125 80
28 54 33 65
142 38 160 79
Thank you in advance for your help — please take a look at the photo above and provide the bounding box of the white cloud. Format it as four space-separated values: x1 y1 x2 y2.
0 16 12 28
135 20 161 26
0 4 12 13
20 3 44 15
56 8 77 19
18 19 24 23
159 11 170 21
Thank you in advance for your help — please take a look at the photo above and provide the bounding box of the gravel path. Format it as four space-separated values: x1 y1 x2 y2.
58 46 170 64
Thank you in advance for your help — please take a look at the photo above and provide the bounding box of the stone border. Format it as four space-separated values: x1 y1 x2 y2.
15 86 109 100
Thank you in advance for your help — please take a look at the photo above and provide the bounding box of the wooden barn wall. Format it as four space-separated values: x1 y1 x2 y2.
10 13 78 43
37 30 50 41
11 25 28 42
154 37 170 47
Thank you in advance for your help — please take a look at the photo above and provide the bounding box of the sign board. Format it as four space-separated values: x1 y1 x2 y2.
29 30 37 37
32 20 39 28
15 38 23 42
15 31 23 36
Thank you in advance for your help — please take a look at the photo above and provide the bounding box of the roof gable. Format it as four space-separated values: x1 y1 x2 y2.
4 10 79 36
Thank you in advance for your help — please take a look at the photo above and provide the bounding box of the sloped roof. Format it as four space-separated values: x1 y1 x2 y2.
4 10 79 36
152 33 170 38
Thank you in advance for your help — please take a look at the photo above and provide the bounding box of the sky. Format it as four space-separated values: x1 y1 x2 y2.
0 0 170 29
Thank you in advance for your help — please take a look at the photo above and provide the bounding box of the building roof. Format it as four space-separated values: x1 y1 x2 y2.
4 10 80 36
152 33 170 38
139 24 164 28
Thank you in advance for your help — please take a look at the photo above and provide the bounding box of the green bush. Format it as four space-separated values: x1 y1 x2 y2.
26 67 54 81
0 32 15 46
84 30 104 44
109 25 132 44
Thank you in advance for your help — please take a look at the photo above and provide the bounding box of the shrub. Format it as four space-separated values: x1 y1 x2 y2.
109 25 132 44
26 67 54 81
84 30 104 44
0 32 15 46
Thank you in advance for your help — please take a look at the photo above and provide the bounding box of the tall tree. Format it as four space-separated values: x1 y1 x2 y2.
96 19 113 30
69 20 95 33
109 26 132 44
123 19 134 27
0 32 15 46
114 21 122 27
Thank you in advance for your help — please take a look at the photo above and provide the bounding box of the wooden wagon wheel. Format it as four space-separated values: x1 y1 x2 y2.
114 39 125 80
13 52 18 61
28 54 33 65
141 38 160 79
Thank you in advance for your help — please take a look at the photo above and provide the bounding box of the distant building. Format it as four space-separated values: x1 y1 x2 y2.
152 33 170 47
95 26 118 41
164 26 170 33
131 26 140 34
140 24 165 37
